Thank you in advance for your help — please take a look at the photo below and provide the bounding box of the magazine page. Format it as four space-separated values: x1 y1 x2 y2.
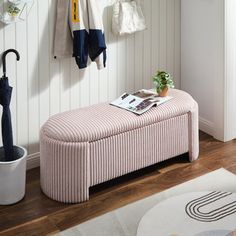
110 89 173 115
110 93 144 113
132 89 157 98
133 95 173 115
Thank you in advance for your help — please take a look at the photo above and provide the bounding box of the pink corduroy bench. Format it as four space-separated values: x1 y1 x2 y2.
40 89 199 203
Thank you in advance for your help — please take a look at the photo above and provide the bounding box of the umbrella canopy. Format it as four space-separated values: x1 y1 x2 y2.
0 77 13 161
0 49 20 162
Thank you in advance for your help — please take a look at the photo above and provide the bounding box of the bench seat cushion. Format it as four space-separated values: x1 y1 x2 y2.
41 89 195 143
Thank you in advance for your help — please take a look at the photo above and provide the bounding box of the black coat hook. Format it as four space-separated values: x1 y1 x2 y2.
2 49 20 78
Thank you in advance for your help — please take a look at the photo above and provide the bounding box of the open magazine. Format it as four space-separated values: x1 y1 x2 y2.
110 89 173 115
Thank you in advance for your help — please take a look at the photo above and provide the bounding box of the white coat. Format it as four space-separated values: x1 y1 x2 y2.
54 0 106 70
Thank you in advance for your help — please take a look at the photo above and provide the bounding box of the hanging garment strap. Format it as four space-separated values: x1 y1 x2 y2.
54 0 73 59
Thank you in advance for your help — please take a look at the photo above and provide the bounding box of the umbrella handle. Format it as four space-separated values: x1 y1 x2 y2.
2 49 20 77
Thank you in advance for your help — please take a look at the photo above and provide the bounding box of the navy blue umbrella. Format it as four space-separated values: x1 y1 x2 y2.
0 49 20 161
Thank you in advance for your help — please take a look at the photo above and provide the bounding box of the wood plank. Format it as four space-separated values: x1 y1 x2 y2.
89 62 99 105
79 67 90 108
60 58 71 112
70 58 81 110
117 34 127 95
38 0 50 126
174 0 181 88
107 1 118 101
0 217 59 236
134 30 144 91
143 0 152 89
15 17 28 149
151 0 160 87
166 0 175 78
49 0 61 116
126 33 135 94
27 0 40 155
98 0 109 103
159 0 167 70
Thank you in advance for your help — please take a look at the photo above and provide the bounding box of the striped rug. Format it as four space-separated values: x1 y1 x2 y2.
56 168 236 236
137 191 236 235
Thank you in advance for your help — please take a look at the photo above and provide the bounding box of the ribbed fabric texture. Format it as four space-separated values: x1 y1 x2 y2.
40 135 90 203
40 89 199 203
90 114 189 186
41 89 195 143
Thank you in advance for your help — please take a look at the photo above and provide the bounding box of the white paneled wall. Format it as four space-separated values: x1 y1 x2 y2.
0 0 180 166
181 0 225 141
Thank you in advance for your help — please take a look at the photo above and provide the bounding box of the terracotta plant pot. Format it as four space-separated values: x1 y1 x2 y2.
158 86 169 97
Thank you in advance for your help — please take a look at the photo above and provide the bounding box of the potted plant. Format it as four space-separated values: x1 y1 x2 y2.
152 71 174 97
0 49 27 205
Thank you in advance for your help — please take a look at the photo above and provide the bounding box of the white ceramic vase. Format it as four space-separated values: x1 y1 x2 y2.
0 146 27 205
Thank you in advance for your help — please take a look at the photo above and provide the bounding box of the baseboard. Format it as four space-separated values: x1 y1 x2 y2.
199 117 214 136
27 152 40 170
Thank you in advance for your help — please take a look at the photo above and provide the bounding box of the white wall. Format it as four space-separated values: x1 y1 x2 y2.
181 0 225 140
0 0 181 168
224 0 236 141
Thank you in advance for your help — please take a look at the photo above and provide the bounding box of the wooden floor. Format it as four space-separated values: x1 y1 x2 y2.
1 132 236 236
